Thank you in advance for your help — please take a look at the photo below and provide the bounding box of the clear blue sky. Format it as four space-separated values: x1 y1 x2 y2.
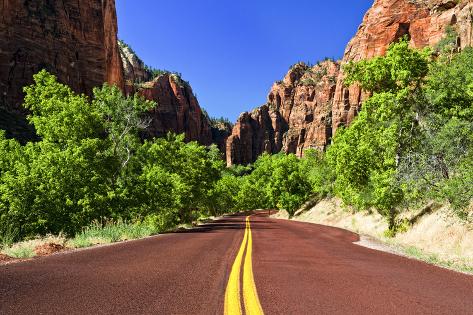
116 0 373 122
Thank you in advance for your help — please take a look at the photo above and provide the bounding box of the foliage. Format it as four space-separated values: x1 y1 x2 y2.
68 220 157 248
427 47 473 120
131 135 225 222
329 40 431 228
209 116 232 127
144 66 172 80
301 149 335 199
232 153 312 217
344 37 430 93
93 84 154 183
435 25 459 55
205 174 243 216
23 70 102 143
397 47 473 216
329 38 473 231
0 71 227 242
2 33 473 245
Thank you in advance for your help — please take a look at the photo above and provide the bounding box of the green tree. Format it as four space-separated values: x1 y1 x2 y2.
23 70 102 143
344 37 430 93
0 139 113 238
427 47 473 120
301 149 335 199
398 47 473 213
329 39 431 229
234 153 311 216
93 84 155 180
1 70 234 242
132 134 224 222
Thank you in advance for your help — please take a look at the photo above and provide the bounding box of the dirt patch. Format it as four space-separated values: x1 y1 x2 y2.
271 209 290 219
0 254 14 263
34 243 65 256
355 235 404 256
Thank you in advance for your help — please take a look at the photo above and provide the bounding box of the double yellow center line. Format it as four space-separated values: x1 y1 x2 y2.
224 216 264 315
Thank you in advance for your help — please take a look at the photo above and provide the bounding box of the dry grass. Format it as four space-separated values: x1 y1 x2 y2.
395 207 473 265
67 220 158 249
278 198 388 238
0 216 219 262
277 198 473 273
1 234 67 259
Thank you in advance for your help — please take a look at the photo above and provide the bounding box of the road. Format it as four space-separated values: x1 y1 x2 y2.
1 212 473 314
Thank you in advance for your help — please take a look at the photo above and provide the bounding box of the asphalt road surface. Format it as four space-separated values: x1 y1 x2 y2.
1 212 473 314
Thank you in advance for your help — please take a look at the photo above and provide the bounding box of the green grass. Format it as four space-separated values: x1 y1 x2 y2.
68 220 158 249
402 245 473 274
2 244 36 259
1 215 212 259
0 227 17 250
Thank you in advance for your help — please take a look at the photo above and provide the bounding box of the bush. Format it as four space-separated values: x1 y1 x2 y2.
68 220 158 248
330 37 473 230
2 37 473 245
0 71 227 242
229 153 311 216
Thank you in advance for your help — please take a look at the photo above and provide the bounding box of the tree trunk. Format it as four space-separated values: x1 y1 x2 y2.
388 208 396 231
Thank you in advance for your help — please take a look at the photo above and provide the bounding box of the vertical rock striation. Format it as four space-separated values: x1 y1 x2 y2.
227 0 473 165
3 0 472 156
227 61 339 165
0 0 124 108
137 74 213 145
0 0 123 139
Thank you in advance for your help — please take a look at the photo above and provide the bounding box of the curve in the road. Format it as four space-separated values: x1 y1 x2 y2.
1 212 473 314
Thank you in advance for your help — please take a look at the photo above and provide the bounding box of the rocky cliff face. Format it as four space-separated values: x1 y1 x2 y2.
332 0 473 133
119 41 152 84
227 0 473 165
0 0 123 139
0 0 216 148
211 121 233 159
227 61 340 165
137 74 213 145
118 43 214 146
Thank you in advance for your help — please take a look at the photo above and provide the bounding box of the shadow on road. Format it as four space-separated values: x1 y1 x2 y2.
169 216 273 234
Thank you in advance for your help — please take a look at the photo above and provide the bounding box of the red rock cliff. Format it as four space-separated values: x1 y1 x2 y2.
137 74 213 145
119 42 220 147
0 0 123 138
227 0 473 165
332 0 473 133
227 61 339 165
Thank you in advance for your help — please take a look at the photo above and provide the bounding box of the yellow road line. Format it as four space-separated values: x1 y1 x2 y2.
224 216 264 315
243 217 264 315
224 217 249 315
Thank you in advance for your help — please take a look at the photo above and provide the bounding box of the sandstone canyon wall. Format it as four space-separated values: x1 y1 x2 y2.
3 0 471 160
332 0 473 133
227 0 473 166
137 75 213 145
0 0 124 140
226 61 339 165
0 0 220 149
118 43 228 148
